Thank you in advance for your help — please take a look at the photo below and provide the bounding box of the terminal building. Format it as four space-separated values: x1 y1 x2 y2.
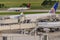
0 14 59 40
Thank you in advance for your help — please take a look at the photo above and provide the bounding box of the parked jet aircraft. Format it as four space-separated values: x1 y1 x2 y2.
9 2 58 22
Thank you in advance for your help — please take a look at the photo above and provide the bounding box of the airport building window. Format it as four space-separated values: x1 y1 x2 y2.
23 19 30 23
38 19 48 22
26 20 30 23
23 20 26 23
3 36 7 40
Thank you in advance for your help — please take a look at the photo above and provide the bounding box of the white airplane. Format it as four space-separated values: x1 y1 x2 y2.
8 7 29 12
9 2 58 22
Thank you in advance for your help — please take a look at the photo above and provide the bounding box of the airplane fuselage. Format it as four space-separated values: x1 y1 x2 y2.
24 13 56 21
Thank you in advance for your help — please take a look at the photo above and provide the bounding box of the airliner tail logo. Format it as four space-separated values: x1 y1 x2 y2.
49 2 58 14
50 8 55 13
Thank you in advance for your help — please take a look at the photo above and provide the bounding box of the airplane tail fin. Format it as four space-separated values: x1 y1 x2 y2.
49 2 59 14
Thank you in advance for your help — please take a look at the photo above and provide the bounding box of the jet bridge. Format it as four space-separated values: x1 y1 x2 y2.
37 22 60 28
0 23 36 31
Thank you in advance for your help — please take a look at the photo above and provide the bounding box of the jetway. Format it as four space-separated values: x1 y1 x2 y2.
0 19 18 24
0 23 36 31
38 22 60 28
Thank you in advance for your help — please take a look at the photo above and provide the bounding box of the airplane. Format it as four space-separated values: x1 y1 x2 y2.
9 2 58 21
7 7 29 12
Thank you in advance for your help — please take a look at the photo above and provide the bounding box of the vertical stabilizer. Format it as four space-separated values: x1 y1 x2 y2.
49 2 59 14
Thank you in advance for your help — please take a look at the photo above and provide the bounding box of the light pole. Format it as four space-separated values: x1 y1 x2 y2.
41 28 50 40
